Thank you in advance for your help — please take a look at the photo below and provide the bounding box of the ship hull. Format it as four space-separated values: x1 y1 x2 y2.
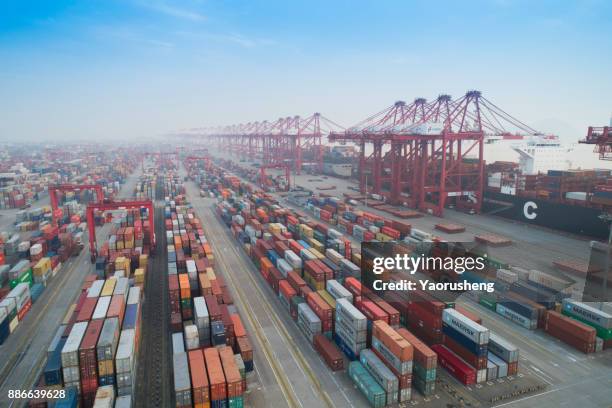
323 162 352 178
483 191 609 239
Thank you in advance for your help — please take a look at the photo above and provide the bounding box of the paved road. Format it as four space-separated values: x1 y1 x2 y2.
183 169 369 408
0 170 141 408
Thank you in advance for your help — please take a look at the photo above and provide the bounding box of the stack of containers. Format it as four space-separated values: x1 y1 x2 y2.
115 328 136 397
297 303 321 343
79 319 104 407
204 347 227 408
348 361 386 408
360 349 399 405
97 317 121 386
371 320 413 402
561 299 612 348
306 292 333 338
441 308 490 384
397 328 437 396
193 296 211 346
545 310 596 353
334 298 367 360
188 349 209 408
219 346 244 408
487 332 519 377
174 351 192 408
61 321 88 393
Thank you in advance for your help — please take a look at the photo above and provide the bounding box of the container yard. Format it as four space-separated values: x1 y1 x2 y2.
2 2 612 408
0 140 609 408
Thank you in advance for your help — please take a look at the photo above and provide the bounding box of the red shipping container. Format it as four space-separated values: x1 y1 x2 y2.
189 349 210 405
76 298 98 322
279 280 297 304
443 335 487 370
204 347 227 402
268 267 283 294
431 344 476 385
205 295 222 322
107 295 126 327
219 346 243 397
357 300 389 324
287 271 307 294
313 334 344 371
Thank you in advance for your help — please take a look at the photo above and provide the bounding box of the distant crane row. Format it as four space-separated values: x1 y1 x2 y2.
194 91 557 216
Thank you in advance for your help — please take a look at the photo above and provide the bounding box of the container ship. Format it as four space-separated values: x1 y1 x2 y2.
315 135 612 239
482 136 612 239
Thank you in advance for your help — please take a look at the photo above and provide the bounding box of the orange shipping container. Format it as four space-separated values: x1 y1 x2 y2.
204 347 227 402
231 314 246 338
199 273 212 296
372 320 413 361
219 346 243 398
260 258 273 275
188 349 210 406
178 274 191 299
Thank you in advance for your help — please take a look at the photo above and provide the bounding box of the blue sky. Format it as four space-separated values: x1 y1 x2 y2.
0 0 610 142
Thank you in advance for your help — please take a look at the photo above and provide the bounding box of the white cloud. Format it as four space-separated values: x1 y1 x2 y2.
137 1 206 22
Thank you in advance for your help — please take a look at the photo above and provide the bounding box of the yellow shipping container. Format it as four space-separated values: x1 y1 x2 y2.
98 360 114 376
205 267 216 281
139 254 148 268
33 257 52 277
304 274 324 291
115 256 130 275
300 224 314 238
317 290 336 310
308 248 325 260
352 253 361 265
116 240 124 250
307 238 325 253
375 233 392 242
207 254 215 266
268 223 282 235
134 268 145 284
101 278 117 297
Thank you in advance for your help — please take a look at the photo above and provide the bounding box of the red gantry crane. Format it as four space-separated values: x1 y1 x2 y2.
580 125 612 160
203 113 344 174
330 90 543 216
49 184 105 225
86 200 156 262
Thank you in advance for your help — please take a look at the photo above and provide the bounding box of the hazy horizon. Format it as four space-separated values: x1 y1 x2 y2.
1 0 610 143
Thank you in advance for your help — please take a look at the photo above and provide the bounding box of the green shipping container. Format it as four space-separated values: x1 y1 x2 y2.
348 361 386 408
413 361 437 382
562 310 612 340
10 269 33 289
228 396 244 408
479 295 497 311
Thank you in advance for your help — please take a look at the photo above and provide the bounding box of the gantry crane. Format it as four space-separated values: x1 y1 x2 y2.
49 184 105 225
580 125 612 160
86 200 156 262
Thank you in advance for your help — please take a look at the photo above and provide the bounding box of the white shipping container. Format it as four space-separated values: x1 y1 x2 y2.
193 297 210 331
127 286 141 305
173 352 192 407
184 324 200 350
115 329 136 373
88 280 105 298
172 332 185 355
284 250 302 269
93 385 115 408
442 308 489 345
61 321 88 367
114 396 132 408
326 280 353 303
114 277 130 301
92 296 111 320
